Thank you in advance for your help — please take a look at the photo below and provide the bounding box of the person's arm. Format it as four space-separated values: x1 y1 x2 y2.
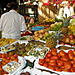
0 15 4 31
29 18 34 24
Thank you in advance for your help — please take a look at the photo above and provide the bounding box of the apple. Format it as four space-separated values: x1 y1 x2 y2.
69 34 74 40
6 57 10 60
13 54 18 58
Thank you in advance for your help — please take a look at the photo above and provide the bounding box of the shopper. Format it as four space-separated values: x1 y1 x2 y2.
24 14 34 25
63 2 74 18
0 2 27 39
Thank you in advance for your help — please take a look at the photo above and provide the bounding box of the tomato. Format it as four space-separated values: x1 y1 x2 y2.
71 67 75 72
6 57 10 60
73 64 75 67
73 57 75 61
48 66 55 70
51 48 57 56
13 54 18 58
55 67 62 72
63 68 71 72
51 56 59 60
39 59 44 63
46 53 52 58
49 62 57 66
0 54 2 58
39 62 44 66
61 66 65 69
73 50 75 55
68 50 73 54
58 50 66 57
1 54 6 58
68 53 74 60
47 50 51 54
70 60 75 64
57 60 64 67
61 57 69 62
43 63 48 67
49 59 57 66
39 59 44 66
64 62 72 69
45 58 50 63
49 59 56 63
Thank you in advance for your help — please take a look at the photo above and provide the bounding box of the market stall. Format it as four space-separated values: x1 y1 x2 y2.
0 15 75 75
0 0 75 75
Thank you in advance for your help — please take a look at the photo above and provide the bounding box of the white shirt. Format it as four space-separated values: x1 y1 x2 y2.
0 10 27 39
63 6 71 18
63 6 74 18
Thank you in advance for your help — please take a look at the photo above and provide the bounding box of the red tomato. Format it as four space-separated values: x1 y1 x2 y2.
64 62 72 69
68 50 73 54
68 53 74 60
51 56 59 60
70 60 75 64
45 58 50 63
73 57 75 61
49 59 56 63
49 62 57 66
13 54 18 58
55 67 62 72
49 59 57 66
61 57 69 62
57 60 64 67
61 66 65 69
46 53 52 58
51 48 57 56
73 50 75 55
73 64 75 67
43 63 48 67
39 59 44 66
63 68 71 72
59 50 66 57
48 66 55 70
47 50 51 54
71 67 75 72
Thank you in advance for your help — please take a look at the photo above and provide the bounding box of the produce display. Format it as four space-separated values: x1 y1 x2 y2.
43 18 55 24
0 17 75 75
28 47 49 58
45 36 57 48
26 40 49 58
0 45 15 53
14 43 28 56
0 53 18 74
3 61 21 73
20 36 34 40
49 22 63 31
59 34 75 45
39 48 75 72
34 29 56 41
0 38 16 47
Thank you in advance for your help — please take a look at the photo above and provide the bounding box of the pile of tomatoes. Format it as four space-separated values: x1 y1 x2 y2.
0 52 18 74
39 48 75 72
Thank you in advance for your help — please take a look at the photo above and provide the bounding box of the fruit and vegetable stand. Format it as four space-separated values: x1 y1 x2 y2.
0 17 75 75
